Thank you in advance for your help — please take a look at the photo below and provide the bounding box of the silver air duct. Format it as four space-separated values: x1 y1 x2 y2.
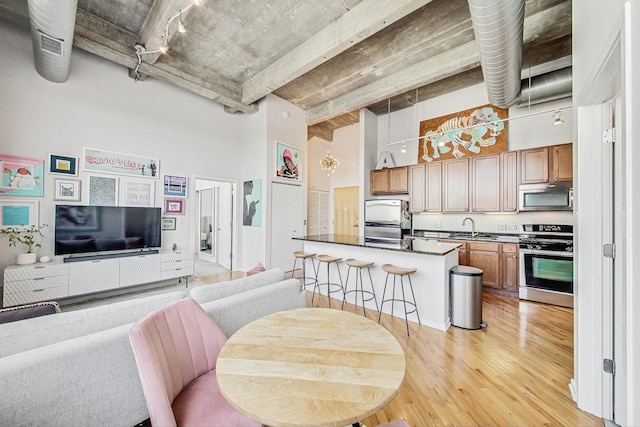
28 0 78 83
517 66 573 107
468 0 525 108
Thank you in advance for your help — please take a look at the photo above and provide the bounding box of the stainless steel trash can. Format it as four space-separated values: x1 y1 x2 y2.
450 265 485 329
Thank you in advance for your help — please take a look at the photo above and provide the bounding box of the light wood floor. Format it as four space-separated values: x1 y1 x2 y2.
307 290 603 427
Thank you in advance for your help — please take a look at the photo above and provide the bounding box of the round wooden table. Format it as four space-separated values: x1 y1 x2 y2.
216 307 406 427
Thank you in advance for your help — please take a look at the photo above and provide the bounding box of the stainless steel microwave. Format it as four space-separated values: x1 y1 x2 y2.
518 183 573 211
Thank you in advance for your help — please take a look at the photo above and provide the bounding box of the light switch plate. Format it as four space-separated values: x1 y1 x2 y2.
498 224 506 231
508 224 518 230
434 222 441 228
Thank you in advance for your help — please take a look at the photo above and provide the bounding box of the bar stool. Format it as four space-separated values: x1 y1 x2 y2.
341 258 379 318
291 251 317 291
378 264 421 336
312 254 344 309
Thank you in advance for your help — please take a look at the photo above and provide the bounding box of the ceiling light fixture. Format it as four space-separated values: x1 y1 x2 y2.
553 110 564 125
132 0 202 82
320 150 340 175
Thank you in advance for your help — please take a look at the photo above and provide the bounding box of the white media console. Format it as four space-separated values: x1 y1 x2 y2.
2 251 194 307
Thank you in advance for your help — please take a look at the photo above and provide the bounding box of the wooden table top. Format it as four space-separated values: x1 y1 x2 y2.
216 308 406 427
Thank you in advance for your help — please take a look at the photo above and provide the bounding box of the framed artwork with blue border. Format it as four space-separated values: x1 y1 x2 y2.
0 154 44 197
49 154 79 176
163 175 188 198
0 199 39 228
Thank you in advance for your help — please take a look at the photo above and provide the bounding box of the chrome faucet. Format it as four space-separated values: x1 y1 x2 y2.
462 217 478 238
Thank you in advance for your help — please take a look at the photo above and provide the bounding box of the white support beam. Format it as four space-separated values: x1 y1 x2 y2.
306 41 480 125
241 0 433 105
137 0 199 64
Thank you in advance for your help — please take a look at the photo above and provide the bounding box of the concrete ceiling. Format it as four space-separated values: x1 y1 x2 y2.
0 0 571 142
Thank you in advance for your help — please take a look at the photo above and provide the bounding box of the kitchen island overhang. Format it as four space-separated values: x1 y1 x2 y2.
294 234 460 331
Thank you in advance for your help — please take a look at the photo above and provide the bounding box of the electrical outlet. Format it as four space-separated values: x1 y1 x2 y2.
508 224 518 230
434 222 441 229
498 223 506 231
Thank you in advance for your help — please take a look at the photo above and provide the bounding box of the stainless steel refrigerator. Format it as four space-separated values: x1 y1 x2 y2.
364 199 411 248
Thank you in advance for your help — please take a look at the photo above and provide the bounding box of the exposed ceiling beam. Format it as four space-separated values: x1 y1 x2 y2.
241 0 434 105
138 0 199 64
306 41 480 125
73 10 258 114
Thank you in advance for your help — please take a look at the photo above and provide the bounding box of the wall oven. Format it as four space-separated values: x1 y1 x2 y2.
518 224 574 308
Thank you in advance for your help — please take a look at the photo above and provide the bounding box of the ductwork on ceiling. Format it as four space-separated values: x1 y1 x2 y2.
28 0 78 83
468 0 526 108
516 66 572 107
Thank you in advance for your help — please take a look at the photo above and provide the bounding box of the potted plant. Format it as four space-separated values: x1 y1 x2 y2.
0 224 48 265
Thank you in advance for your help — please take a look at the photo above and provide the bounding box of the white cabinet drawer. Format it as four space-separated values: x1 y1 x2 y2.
161 266 193 281
161 251 193 262
69 258 119 296
4 275 69 295
161 259 193 271
4 263 68 281
4 286 69 307
120 255 161 287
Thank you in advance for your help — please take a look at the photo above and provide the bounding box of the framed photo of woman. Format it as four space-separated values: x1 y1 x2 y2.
274 141 301 184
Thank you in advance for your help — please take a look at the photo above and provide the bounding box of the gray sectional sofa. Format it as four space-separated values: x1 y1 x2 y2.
0 268 305 427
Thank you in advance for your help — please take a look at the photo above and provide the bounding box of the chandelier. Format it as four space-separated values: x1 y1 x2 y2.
320 150 340 175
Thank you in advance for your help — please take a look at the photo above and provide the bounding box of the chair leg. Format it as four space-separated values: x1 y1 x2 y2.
342 266 352 310
390 274 397 318
291 257 299 281
407 275 421 326
367 267 380 313
378 273 390 324
358 267 366 317
326 262 331 309
400 276 410 336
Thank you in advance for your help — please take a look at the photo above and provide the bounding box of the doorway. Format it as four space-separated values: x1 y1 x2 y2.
194 179 235 276
333 186 359 236
269 182 304 272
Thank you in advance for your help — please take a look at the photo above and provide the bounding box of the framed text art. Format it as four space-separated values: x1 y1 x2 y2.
164 198 185 215
120 178 156 207
0 154 44 197
274 141 301 183
54 178 82 202
88 174 119 206
163 175 188 198
0 199 38 228
49 154 79 176
82 147 159 178
161 217 177 230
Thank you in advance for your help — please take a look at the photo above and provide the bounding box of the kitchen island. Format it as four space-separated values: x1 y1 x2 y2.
293 234 460 331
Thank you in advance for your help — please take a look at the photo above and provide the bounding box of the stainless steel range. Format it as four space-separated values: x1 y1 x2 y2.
519 224 574 308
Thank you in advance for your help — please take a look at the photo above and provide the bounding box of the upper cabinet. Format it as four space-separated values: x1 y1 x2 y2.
408 163 442 213
501 151 518 212
520 143 573 185
470 154 501 212
443 158 469 212
370 166 408 195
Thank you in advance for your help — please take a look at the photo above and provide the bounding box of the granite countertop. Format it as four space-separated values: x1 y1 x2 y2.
294 234 461 256
412 229 521 244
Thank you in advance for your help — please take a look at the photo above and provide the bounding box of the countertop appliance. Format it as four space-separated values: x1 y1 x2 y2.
518 223 573 307
518 182 573 211
364 199 411 249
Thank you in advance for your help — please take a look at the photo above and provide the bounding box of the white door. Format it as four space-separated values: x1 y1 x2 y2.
217 183 233 270
270 182 303 273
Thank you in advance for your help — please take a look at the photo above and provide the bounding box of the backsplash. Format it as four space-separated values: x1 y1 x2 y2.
412 211 573 234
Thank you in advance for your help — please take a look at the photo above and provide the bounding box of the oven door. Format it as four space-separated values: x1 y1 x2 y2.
519 249 573 294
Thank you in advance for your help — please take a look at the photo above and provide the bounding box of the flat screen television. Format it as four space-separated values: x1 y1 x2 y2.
54 205 162 256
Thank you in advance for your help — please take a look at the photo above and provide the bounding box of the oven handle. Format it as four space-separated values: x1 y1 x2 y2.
519 248 574 257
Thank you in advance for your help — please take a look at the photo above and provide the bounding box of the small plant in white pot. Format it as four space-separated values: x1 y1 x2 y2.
1 224 48 265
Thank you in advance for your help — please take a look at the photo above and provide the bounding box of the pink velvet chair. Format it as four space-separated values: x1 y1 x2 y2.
129 298 261 427
378 420 410 427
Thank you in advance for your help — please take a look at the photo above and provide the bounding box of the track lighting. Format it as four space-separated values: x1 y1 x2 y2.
177 16 187 33
553 110 564 125
158 42 169 54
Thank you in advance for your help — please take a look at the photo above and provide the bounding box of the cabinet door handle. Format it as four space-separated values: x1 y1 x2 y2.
33 289 45 292
33 277 45 281
34 266 45 269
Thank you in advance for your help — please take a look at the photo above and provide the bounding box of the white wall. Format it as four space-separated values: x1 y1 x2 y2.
330 124 360 188
0 22 263 295
307 136 330 192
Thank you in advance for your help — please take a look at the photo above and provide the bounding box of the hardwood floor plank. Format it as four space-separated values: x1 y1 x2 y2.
307 290 602 427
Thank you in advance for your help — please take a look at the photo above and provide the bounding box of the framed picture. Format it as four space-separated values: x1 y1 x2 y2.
49 154 78 176
274 141 301 183
161 217 177 230
88 174 119 206
243 179 262 227
0 199 38 228
164 198 185 215
54 178 82 202
120 178 156 207
163 175 188 198
82 147 159 178
55 205 100 231
0 154 44 197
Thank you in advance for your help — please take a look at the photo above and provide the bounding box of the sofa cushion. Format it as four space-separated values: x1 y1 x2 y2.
0 301 60 324
0 290 185 358
189 268 285 304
